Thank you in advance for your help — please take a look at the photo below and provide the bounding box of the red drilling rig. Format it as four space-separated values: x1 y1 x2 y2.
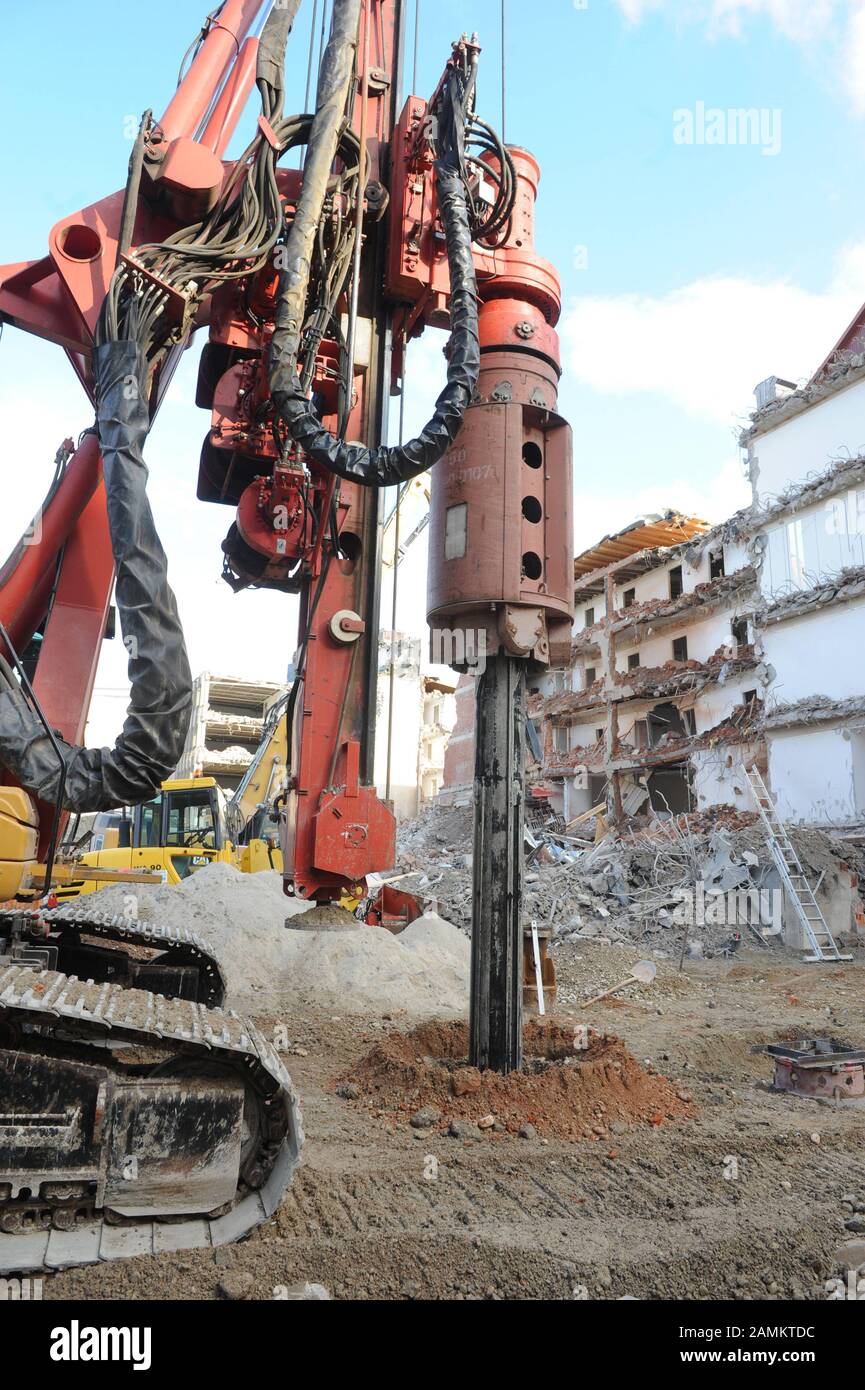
0 0 572 1271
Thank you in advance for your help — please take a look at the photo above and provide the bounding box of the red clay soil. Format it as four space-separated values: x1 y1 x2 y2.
343 1019 695 1141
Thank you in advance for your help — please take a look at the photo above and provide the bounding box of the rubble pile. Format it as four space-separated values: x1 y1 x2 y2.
531 646 760 723
568 564 756 648
90 863 471 1015
395 802 864 955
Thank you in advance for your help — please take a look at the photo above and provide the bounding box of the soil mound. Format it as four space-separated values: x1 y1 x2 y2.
344 1018 694 1140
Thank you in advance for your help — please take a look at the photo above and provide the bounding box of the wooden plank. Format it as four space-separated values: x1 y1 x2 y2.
28 864 167 886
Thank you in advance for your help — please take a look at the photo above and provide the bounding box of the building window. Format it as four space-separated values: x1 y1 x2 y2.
742 689 758 706
627 652 640 670
669 565 683 600
709 550 725 579
138 801 161 849
633 719 648 748
553 669 566 693
731 616 749 646
683 709 697 736
595 728 605 743
672 636 688 662
585 667 596 687
554 725 569 754
584 606 595 627
622 587 636 608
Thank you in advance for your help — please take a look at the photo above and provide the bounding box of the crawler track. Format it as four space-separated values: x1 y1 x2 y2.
0 964 303 1273
0 906 227 1008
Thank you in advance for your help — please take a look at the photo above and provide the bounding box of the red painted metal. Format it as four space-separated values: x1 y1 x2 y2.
365 883 423 931
0 433 102 658
1 1 568 911
386 110 560 326
425 141 574 667
201 36 260 156
159 0 267 143
29 481 115 859
31 482 115 746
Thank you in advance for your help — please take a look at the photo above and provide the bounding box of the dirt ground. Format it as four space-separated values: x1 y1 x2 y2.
45 941 865 1301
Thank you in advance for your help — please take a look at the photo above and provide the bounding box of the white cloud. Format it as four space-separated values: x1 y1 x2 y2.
562 241 865 426
570 455 751 555
614 0 865 110
618 0 837 41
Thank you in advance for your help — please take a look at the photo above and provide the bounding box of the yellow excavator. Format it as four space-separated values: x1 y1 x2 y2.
6 691 290 902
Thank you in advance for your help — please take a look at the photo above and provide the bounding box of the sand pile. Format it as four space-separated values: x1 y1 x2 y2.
345 1019 695 1140
88 863 470 1016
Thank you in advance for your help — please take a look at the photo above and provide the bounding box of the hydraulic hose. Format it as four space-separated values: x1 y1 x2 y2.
269 6 480 487
270 0 363 385
0 0 315 814
0 343 193 811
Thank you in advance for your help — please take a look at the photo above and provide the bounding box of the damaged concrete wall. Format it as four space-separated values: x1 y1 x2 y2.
747 375 865 505
690 742 760 811
761 489 865 600
615 608 739 671
762 598 865 706
439 674 476 805
767 725 858 823
374 634 424 822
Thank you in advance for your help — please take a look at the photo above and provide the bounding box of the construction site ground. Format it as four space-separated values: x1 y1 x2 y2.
45 938 865 1302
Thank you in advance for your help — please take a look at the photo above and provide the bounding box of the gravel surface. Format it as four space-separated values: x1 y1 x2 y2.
42 944 865 1301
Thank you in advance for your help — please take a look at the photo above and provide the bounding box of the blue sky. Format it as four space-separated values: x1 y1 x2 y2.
2 0 864 734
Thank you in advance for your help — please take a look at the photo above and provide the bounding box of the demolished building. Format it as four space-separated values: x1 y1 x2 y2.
375 631 457 819
742 333 865 827
441 313 865 836
527 511 764 823
174 672 288 792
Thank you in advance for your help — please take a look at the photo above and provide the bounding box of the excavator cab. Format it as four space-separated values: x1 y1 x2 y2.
52 778 232 899
160 779 227 877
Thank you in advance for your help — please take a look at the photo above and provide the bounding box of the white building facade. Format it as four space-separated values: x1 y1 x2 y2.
744 357 865 827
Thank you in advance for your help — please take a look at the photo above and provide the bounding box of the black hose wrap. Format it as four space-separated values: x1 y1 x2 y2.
272 164 479 486
270 0 362 385
257 0 303 114
268 2 480 487
0 342 193 811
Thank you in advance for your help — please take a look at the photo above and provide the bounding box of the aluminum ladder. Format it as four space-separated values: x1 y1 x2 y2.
744 766 850 963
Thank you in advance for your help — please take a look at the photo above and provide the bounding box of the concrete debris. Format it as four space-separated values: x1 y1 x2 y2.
396 799 865 956
532 646 760 721
201 743 254 766
609 566 756 636
763 693 865 732
219 1271 255 1300
758 564 865 627
742 348 865 438
278 1282 332 1300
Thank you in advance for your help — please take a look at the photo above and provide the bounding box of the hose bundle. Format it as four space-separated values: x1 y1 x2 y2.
269 2 483 488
